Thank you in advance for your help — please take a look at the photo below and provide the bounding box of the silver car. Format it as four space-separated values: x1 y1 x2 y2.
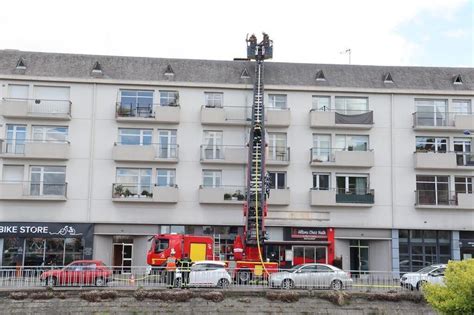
269 263 352 290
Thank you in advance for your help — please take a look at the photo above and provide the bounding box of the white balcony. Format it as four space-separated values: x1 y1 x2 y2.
310 148 374 168
310 109 373 129
267 189 290 205
266 108 290 127
198 186 246 204
414 152 474 170
413 112 474 131
200 106 290 127
0 140 70 160
415 190 473 210
112 184 178 203
200 145 247 165
0 181 67 201
112 144 179 163
116 103 180 124
1 98 72 120
310 189 374 207
267 147 290 166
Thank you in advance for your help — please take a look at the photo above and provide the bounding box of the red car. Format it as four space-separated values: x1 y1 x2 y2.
41 260 112 287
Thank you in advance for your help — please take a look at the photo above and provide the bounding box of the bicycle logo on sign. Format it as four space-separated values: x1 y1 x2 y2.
49 225 83 236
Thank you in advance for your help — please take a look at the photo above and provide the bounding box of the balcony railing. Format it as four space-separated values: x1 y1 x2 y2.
414 150 474 167
335 188 374 204
267 146 290 162
198 185 247 204
0 139 70 155
200 105 290 126
112 183 178 202
414 190 467 206
2 97 72 117
114 143 179 159
412 111 473 128
116 103 179 118
0 181 67 200
310 147 371 162
200 145 247 162
310 108 374 125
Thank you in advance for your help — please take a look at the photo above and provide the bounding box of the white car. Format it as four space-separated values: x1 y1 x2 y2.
269 263 353 290
175 260 231 288
400 264 446 290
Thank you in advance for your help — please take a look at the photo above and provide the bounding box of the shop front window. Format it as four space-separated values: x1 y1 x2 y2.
2 238 23 267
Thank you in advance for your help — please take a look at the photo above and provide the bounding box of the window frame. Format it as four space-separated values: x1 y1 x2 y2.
268 94 287 109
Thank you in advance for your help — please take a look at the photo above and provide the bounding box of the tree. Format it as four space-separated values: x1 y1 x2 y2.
423 259 474 314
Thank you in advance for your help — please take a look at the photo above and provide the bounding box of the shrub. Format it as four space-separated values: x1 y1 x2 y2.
200 291 224 302
30 292 54 300
80 290 118 302
423 260 474 314
320 291 351 306
266 291 299 303
9 292 28 300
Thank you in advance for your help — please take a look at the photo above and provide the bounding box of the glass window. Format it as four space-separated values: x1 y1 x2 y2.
313 173 330 190
336 175 368 195
335 135 369 151
157 169 176 187
452 100 471 115
119 90 154 117
24 238 45 267
453 138 472 166
116 168 152 196
205 92 223 107
6 124 27 154
118 128 152 145
30 166 66 196
312 134 331 162
202 170 222 187
399 230 409 243
2 237 24 267
268 171 286 189
32 126 68 142
2 165 24 181
8 84 29 99
415 137 448 153
158 129 177 159
268 94 287 109
415 99 448 127
455 177 473 194
203 131 223 159
155 239 169 253
267 133 287 161
335 97 368 114
416 175 450 206
159 90 179 106
312 96 330 111
64 238 83 265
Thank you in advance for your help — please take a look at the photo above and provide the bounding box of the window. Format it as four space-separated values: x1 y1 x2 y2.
118 128 152 145
455 177 473 194
312 96 330 111
30 166 66 196
202 170 222 187
33 86 70 114
205 92 223 108
312 134 331 162
268 94 287 109
2 165 24 181
416 175 450 205
8 84 29 99
268 171 286 189
336 175 368 195
32 126 68 142
158 130 177 158
157 169 176 187
335 97 368 114
6 124 26 154
154 239 169 253
415 99 448 127
453 138 472 166
415 137 448 153
203 131 223 159
159 90 179 106
116 168 152 196
452 100 471 115
335 135 369 151
119 90 154 117
313 173 330 190
267 133 287 161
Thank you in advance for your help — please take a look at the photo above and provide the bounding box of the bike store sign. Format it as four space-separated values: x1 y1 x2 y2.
0 223 91 238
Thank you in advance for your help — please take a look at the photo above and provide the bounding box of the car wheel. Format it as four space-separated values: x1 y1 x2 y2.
95 277 106 287
237 270 251 285
416 280 427 291
331 280 343 290
281 279 294 290
47 276 57 287
217 278 230 289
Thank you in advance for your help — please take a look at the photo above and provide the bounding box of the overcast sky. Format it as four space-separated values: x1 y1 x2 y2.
1 0 472 67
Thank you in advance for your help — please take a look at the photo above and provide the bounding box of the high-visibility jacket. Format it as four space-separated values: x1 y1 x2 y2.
166 257 177 271
179 258 192 271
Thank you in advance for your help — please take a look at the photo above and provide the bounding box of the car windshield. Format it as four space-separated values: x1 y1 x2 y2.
416 266 438 273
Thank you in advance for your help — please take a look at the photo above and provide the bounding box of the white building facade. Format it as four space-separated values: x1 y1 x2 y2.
0 50 472 273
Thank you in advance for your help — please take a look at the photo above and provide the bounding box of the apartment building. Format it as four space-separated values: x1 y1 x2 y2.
0 50 472 273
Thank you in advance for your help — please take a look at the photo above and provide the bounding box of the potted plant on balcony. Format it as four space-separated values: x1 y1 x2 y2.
114 185 124 198
237 193 245 201
124 188 132 198
141 190 152 198
224 193 232 200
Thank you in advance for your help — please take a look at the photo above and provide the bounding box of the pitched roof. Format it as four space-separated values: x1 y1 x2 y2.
0 50 473 91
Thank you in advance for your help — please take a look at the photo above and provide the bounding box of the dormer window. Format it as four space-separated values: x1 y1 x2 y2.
240 68 250 79
383 72 394 83
453 74 463 85
315 70 326 81
91 61 103 74
16 58 26 70
164 65 175 77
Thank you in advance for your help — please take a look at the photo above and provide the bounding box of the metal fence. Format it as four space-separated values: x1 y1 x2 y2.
0 266 420 292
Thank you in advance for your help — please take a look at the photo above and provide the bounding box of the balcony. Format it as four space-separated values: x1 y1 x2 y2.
115 103 180 124
200 105 290 127
310 109 373 129
415 190 473 210
310 188 375 207
1 98 72 120
112 183 178 203
0 181 67 201
112 143 179 163
267 188 290 205
0 140 70 160
414 151 474 170
310 148 374 168
199 185 246 204
267 147 290 166
412 112 474 131
200 145 247 164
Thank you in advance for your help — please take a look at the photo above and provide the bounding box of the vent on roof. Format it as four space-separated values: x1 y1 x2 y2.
16 58 26 70
315 70 326 81
453 74 463 85
383 72 394 83
164 64 175 76
91 61 103 75
240 68 250 79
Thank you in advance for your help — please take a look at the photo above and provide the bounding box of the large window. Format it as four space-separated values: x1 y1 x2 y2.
157 169 176 187
118 128 152 145
335 135 369 151
312 134 331 162
32 126 68 142
205 92 223 108
158 129 177 158
30 166 66 196
416 175 450 205
202 170 222 188
415 137 448 152
452 99 472 115
455 177 473 194
312 96 331 111
335 97 368 114
159 90 179 106
268 94 287 109
313 173 330 190
8 84 29 98
33 86 70 114
415 99 447 127
268 171 286 189
399 230 451 272
116 168 152 196
454 138 472 166
119 90 154 117
6 124 26 154
336 175 368 195
267 133 287 161
203 131 223 159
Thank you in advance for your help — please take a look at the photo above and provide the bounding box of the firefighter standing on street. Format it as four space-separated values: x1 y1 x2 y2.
177 253 192 288
166 248 177 288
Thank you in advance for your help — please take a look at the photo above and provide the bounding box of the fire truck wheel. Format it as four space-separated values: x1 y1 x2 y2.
217 278 230 289
237 270 251 284
281 279 294 290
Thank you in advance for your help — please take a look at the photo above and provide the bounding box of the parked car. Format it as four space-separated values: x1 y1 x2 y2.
400 264 446 290
269 263 353 290
40 260 112 287
175 260 231 288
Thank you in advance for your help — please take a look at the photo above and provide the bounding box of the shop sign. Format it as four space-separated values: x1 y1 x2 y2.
0 223 90 238
460 240 474 248
289 227 327 240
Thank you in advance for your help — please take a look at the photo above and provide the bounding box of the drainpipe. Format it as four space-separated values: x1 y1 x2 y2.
87 83 98 222
390 93 400 276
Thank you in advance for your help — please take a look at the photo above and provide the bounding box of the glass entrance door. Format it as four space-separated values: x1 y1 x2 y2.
203 131 223 159
349 240 369 275
292 246 327 265
6 125 26 154
113 243 133 274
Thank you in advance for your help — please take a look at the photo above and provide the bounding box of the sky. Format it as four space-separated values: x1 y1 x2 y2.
0 0 472 67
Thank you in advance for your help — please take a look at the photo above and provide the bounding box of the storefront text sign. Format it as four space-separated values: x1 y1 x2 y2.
290 228 327 240
0 223 87 237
